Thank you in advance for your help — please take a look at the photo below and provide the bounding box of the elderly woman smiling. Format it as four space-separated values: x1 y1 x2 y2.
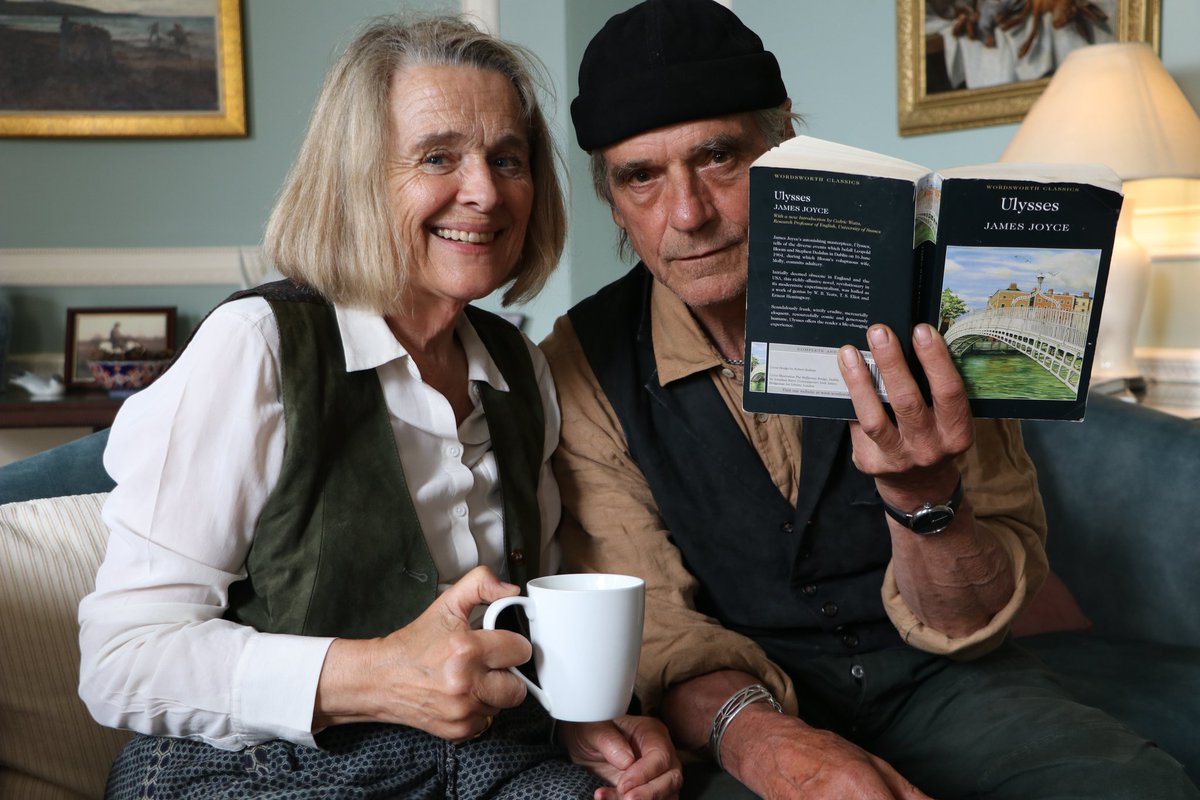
78 15 680 800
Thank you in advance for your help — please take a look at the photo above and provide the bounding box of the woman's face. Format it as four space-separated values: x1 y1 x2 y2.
387 64 534 309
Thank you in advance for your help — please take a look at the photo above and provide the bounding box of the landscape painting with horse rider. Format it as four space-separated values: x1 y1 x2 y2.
0 0 221 113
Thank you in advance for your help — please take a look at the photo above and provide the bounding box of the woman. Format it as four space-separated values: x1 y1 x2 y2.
78 15 680 800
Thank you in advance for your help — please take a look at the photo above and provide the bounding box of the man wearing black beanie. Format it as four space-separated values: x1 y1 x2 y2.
542 1 1198 799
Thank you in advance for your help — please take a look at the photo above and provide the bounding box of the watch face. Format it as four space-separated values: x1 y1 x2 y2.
910 505 955 535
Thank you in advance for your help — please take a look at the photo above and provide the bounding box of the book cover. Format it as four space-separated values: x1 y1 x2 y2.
742 136 1123 421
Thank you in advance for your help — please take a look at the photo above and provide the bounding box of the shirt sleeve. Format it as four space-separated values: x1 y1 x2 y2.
77 299 335 751
880 417 1049 659
540 316 799 716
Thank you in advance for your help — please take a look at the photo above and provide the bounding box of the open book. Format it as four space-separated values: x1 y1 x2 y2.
741 135 1123 421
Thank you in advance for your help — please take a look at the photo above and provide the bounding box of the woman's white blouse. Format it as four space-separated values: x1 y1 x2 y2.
77 297 562 751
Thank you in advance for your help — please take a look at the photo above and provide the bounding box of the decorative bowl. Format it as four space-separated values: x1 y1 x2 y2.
87 359 171 396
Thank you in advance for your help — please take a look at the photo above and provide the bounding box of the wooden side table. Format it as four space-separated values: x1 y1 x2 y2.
0 388 124 431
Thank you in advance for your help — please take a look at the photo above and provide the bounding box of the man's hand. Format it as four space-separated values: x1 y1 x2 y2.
838 323 972 504
723 708 933 800
839 323 1015 637
559 715 683 800
314 566 531 740
663 671 930 799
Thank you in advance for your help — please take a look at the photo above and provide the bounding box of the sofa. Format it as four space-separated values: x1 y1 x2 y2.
1 394 1196 798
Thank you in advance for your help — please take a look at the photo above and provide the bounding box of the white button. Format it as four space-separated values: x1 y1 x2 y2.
454 505 468 517
721 368 735 379
755 413 769 423
447 444 462 458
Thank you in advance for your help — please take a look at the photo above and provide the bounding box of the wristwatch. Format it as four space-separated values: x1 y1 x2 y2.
880 477 964 535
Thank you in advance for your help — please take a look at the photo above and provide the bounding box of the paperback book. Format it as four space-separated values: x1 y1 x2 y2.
742 135 1124 421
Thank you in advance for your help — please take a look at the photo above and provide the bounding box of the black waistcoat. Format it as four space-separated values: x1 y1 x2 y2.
569 265 902 667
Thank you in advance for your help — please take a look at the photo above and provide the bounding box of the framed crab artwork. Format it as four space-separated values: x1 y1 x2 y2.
897 0 1161 135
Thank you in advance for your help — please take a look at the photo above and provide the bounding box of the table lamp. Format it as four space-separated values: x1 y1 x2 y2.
1000 42 1200 390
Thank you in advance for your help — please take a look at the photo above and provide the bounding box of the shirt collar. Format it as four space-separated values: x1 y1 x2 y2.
333 304 508 392
649 279 726 385
457 311 509 392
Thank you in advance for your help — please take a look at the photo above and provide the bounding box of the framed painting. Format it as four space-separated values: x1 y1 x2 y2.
897 0 1160 136
0 0 245 138
64 306 176 388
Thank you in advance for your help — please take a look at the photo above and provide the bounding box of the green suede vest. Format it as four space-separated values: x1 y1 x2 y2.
224 283 544 639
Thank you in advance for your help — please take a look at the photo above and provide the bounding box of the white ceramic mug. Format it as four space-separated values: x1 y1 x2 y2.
482 573 644 722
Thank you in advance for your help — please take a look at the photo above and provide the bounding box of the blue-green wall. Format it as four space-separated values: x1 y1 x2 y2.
3 0 1198 355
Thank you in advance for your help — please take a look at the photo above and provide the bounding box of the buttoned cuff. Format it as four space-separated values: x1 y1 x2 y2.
234 633 335 748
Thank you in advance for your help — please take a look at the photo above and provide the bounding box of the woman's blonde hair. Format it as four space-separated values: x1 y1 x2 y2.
263 15 565 312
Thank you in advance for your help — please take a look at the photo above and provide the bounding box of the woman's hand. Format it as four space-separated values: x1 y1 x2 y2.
559 715 683 800
314 566 531 740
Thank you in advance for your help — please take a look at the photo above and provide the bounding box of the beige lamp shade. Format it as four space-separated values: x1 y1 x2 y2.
1001 43 1200 180
1002 42 1200 386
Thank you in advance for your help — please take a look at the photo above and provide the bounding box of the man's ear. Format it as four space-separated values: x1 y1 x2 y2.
611 204 626 231
781 98 796 143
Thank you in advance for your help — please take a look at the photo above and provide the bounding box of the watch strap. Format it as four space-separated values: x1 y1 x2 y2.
880 476 964 534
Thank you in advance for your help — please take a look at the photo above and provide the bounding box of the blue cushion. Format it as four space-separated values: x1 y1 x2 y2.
1023 397 1200 648
0 429 114 505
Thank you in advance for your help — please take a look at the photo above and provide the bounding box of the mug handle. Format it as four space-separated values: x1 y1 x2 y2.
482 596 551 713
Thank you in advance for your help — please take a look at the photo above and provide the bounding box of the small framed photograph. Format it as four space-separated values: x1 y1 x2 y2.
65 306 176 388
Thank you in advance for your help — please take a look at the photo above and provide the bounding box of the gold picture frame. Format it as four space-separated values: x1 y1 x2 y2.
897 0 1160 136
0 0 245 138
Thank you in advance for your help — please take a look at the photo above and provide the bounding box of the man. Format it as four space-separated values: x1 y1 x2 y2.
541 1 1199 798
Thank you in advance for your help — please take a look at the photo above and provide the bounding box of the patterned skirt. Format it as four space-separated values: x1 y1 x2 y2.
105 698 606 799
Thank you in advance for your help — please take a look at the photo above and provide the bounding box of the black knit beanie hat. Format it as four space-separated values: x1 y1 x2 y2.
571 0 787 152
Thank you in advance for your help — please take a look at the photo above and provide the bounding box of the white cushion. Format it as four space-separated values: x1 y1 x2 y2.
0 493 130 799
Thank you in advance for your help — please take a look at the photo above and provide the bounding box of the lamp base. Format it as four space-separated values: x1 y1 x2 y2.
1092 204 1149 386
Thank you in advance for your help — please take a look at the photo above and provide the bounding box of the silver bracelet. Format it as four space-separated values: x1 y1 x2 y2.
708 683 783 770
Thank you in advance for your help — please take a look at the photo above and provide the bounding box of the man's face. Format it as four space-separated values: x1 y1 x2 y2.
602 112 771 310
